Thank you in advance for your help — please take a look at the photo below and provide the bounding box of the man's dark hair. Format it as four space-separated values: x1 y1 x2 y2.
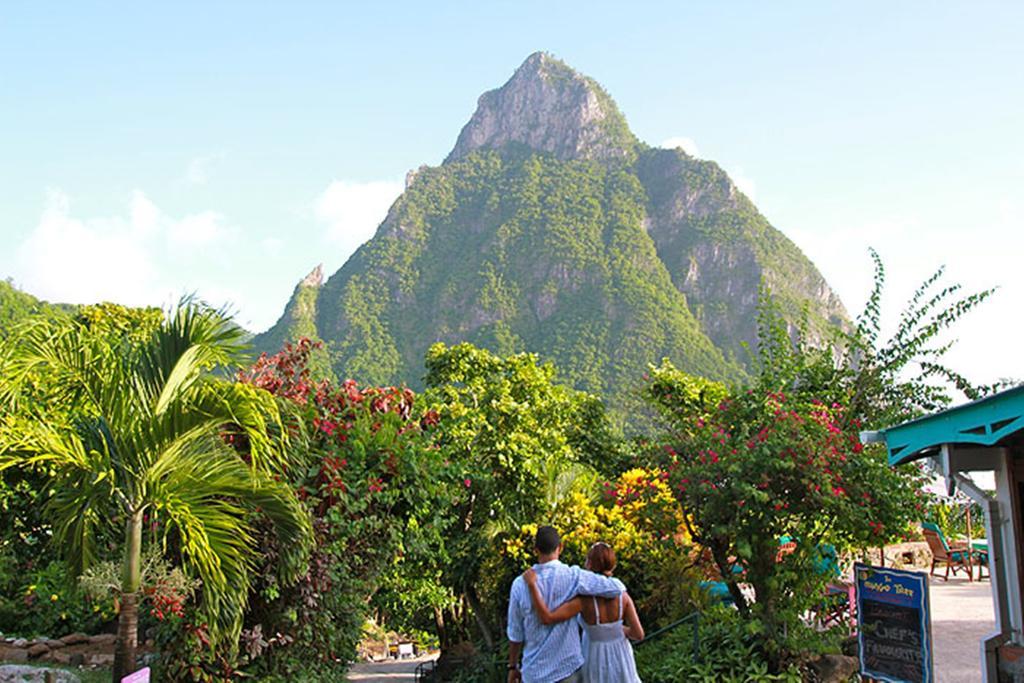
535 526 560 555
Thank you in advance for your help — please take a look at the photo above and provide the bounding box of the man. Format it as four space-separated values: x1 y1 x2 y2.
507 526 625 683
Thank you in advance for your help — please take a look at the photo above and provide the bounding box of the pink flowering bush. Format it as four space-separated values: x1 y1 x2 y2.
645 362 928 669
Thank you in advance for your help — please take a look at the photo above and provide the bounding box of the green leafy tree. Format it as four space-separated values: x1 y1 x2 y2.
0 304 312 682
0 279 71 338
0 302 163 641
756 249 998 428
417 342 617 651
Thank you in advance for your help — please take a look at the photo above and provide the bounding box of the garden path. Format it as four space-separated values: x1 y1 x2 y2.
346 653 438 682
929 576 993 682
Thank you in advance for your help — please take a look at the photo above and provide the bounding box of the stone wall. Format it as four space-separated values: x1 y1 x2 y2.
0 632 119 668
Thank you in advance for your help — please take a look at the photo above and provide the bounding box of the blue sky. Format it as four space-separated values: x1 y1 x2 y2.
1 2 1021 383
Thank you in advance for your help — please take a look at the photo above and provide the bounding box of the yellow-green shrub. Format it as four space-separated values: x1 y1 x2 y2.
502 467 699 627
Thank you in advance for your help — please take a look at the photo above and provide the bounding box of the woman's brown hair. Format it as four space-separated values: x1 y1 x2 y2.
587 542 616 575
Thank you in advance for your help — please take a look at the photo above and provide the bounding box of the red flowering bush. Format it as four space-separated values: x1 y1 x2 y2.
228 339 448 677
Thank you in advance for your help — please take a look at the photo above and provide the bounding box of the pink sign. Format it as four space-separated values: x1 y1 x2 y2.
121 668 150 683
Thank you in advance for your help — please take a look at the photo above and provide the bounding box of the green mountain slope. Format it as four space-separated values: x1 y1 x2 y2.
256 52 847 414
0 280 71 337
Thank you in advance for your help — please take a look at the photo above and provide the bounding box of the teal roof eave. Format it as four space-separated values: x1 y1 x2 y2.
883 385 1024 466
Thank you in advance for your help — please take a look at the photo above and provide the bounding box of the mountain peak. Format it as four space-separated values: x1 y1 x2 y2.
445 52 636 164
300 264 324 289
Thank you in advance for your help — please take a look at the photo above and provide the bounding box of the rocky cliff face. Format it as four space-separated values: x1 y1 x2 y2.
636 148 847 360
256 52 847 416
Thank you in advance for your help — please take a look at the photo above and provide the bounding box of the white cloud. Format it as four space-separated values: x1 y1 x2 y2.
12 190 235 308
660 136 701 157
129 190 160 235
169 210 228 247
15 190 160 306
314 179 403 255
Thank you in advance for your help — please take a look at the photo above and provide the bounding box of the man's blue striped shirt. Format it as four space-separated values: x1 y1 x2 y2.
507 560 625 683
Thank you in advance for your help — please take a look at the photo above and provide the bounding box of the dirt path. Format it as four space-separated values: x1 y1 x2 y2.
346 654 438 682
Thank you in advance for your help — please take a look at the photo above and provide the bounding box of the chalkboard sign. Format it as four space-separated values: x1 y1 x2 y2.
855 563 933 683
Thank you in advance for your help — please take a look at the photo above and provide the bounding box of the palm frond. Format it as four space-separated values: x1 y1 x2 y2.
148 440 311 644
0 416 121 574
135 302 247 414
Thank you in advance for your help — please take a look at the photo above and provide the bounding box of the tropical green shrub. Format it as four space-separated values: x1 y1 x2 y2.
369 342 616 654
927 497 985 541
634 253 995 669
644 368 917 668
0 559 116 638
635 607 803 682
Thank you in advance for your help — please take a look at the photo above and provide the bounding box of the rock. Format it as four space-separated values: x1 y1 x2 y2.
88 633 116 646
26 642 50 658
84 652 114 667
808 654 859 683
253 51 852 424
43 639 64 650
0 646 28 663
57 633 89 646
50 651 84 667
0 664 80 682
9 639 26 649
300 264 324 289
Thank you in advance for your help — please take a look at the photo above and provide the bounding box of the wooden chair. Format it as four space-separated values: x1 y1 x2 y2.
973 545 990 580
921 522 972 581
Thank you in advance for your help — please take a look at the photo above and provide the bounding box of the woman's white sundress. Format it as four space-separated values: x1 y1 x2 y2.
580 594 642 683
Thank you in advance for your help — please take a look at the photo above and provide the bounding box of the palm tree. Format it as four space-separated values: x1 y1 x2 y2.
0 303 312 682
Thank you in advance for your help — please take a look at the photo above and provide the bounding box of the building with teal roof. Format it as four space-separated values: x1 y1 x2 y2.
872 385 1024 682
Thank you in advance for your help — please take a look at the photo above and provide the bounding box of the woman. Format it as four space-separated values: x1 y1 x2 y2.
523 542 644 683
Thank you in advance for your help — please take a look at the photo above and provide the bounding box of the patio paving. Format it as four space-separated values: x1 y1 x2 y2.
346 653 438 682
930 575 994 682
